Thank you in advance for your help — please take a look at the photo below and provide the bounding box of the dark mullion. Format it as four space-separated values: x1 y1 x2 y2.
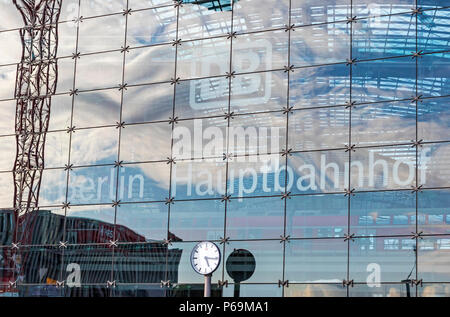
414 0 419 298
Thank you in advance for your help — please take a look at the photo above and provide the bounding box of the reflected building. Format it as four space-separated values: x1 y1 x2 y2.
0 0 449 297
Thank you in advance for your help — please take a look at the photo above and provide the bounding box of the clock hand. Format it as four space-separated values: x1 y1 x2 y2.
204 256 210 267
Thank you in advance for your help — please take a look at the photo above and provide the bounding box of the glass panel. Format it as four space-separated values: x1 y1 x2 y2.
289 63 350 109
123 83 173 123
352 101 416 147
63 244 113 284
232 31 288 73
171 159 227 200
418 189 450 235
169 199 224 241
226 196 284 240
55 57 75 94
125 45 176 85
128 0 173 11
113 243 168 284
73 89 121 128
19 247 62 285
288 150 349 195
175 77 228 118
48 94 73 132
0 136 15 172
78 15 125 54
68 166 117 205
349 237 416 283
232 0 289 33
291 0 350 26
290 23 350 67
0 31 21 65
126 6 177 47
352 57 416 104
44 131 70 168
418 0 450 9
353 0 415 18
351 146 416 191
227 154 285 197
80 0 126 17
115 203 168 241
419 143 450 189
285 239 348 283
418 52 450 98
39 168 67 206
76 52 123 91
229 113 286 156
120 122 172 163
418 96 450 143
0 172 14 209
70 127 119 166
168 242 211 285
16 207 65 245
351 190 416 237
0 65 17 101
286 194 348 239
284 283 347 297
223 240 283 283
0 100 15 135
172 118 227 160
177 37 230 80
418 236 450 282
118 163 170 203
0 5 25 30
353 13 416 60
65 205 116 243
230 71 288 114
178 2 231 41
57 21 78 58
418 8 450 53
288 106 349 151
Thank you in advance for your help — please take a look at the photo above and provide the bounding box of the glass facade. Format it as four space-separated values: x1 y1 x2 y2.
0 0 449 297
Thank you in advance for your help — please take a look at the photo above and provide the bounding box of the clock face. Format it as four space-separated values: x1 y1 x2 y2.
190 241 221 275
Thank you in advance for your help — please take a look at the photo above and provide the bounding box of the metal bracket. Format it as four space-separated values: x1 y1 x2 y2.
278 280 289 287
411 185 423 193
412 50 424 59
223 153 232 161
116 121 125 129
283 106 293 114
120 45 130 53
71 52 81 59
64 164 73 171
346 58 356 66
69 89 79 96
218 280 228 287
411 231 424 240
112 200 121 207
411 7 423 16
172 39 181 46
163 238 172 246
226 71 235 79
284 24 295 32
281 148 292 157
281 192 291 200
170 77 180 85
345 101 356 109
59 241 68 249
11 243 20 250
107 280 116 288
62 202 71 209
224 111 235 120
411 139 423 148
283 65 294 73
343 279 354 287
66 126 76 133
109 240 118 247
221 194 231 202
160 280 172 288
114 160 124 168
56 280 65 288
280 235 290 243
227 32 236 39
345 144 356 152
165 197 175 205
344 233 355 242
344 188 355 197
118 83 128 91
166 157 176 165
346 16 357 24
123 8 132 16
220 236 230 245
411 94 423 103
169 116 179 124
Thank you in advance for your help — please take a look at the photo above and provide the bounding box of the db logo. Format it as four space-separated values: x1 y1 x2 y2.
189 40 272 109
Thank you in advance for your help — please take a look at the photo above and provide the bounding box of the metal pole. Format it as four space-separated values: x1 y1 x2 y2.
204 274 211 297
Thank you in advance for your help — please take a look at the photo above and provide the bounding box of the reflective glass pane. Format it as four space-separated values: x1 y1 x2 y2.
230 71 288 113
118 163 170 203
0 100 15 135
226 196 284 240
352 57 416 104
169 199 224 241
0 136 15 172
39 168 67 206
288 150 349 194
19 247 62 285
121 122 172 163
291 0 350 26
16 207 65 245
418 236 450 282
57 21 78 58
222 284 282 297
349 284 411 297
418 8 450 53
419 284 450 297
0 65 17 100
349 237 416 283
286 194 348 238
419 143 450 188
418 96 450 143
0 31 21 65
284 283 347 297
351 190 416 237
177 37 230 80
232 31 288 73
125 45 176 85
0 172 14 209
44 131 70 168
78 15 125 54
70 127 119 166
353 0 415 18
288 106 349 151
115 203 168 241
73 89 121 128
68 166 117 205
418 189 450 235
418 52 450 98
123 83 174 123
352 101 416 147
76 52 123 91
286 239 347 283
353 13 416 60
80 0 126 17
351 146 416 191
232 0 289 33
48 94 73 132
127 6 177 47
289 63 350 109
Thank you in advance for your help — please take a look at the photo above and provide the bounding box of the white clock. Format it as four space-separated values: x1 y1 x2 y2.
190 241 221 275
